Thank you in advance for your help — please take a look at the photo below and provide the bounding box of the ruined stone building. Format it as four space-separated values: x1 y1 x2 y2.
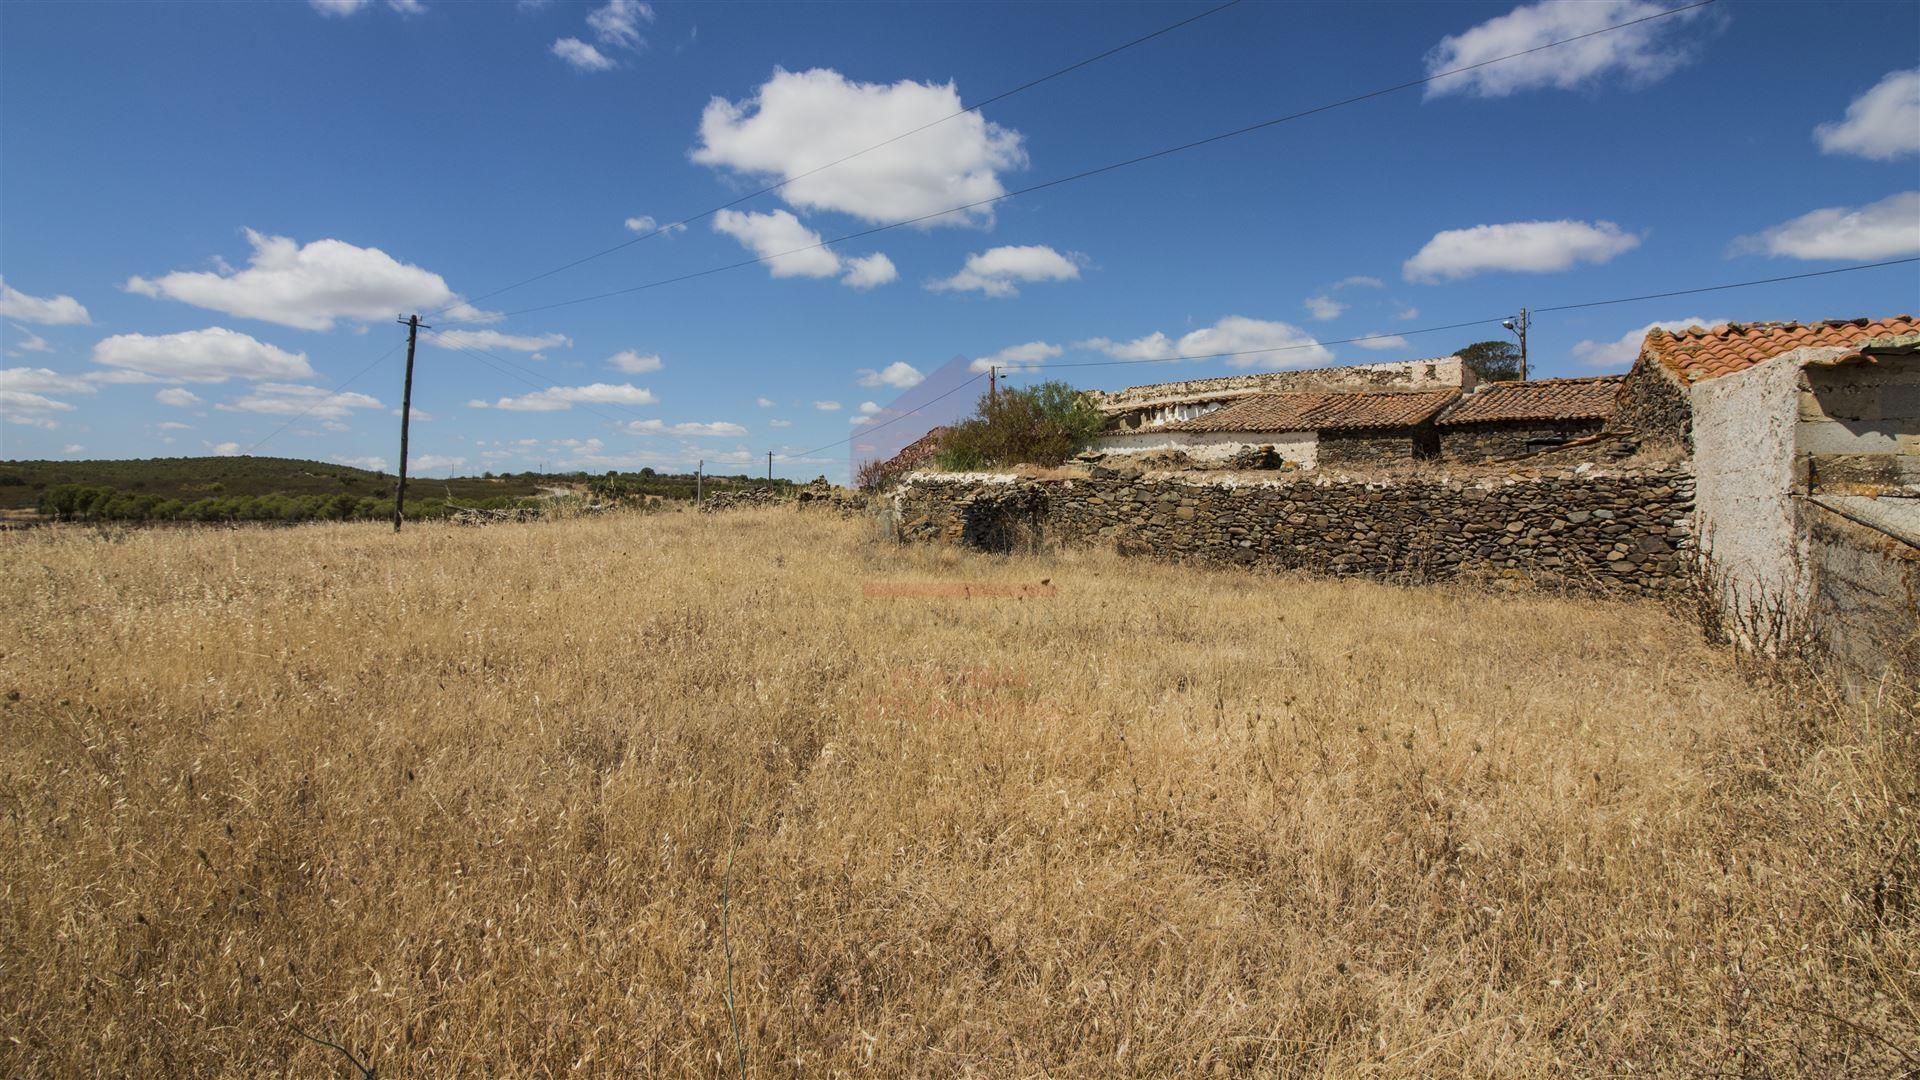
1652 317 1918 675
883 316 1915 680
1087 358 1623 468
1437 376 1623 462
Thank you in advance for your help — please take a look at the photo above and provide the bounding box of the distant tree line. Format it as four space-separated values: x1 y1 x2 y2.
36 484 539 524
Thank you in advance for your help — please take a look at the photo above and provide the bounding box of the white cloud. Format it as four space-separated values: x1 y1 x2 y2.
1304 295 1346 321
0 389 75 428
62 444 84 455
969 340 1061 374
624 419 748 437
624 215 686 235
587 0 650 48
211 441 243 456
125 230 465 331
2 367 95 395
5 324 54 357
1403 219 1640 282
1423 0 1714 100
309 0 368 15
813 400 841 411
1077 331 1173 362
158 421 192 431
490 383 658 411
218 382 383 421
1351 333 1412 351
388 0 426 12
711 209 840 278
768 418 792 427
1815 69 1920 161
330 454 388 471
413 453 466 471
755 396 776 407
0 279 91 326
693 67 1026 228
1732 192 1920 261
929 245 1080 297
856 360 924 388
709 210 892 289
552 2 652 73
92 327 314 383
1332 275 1384 290
155 387 202 407
430 329 572 353
840 253 899 290
1084 316 1333 370
552 38 615 72
1571 316 1730 369
607 349 663 373
1396 306 1420 321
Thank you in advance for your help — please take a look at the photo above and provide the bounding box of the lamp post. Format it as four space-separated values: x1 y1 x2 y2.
1502 308 1530 382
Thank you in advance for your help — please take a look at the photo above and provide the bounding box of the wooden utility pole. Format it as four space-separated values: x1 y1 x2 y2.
767 451 773 481
696 459 703 504
989 364 998 405
393 314 428 532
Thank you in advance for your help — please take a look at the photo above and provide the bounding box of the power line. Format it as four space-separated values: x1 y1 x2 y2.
244 340 403 455
806 255 1918 456
494 0 1714 320
1018 258 1920 372
420 329 653 428
1533 257 1920 314
430 0 1245 318
798 371 988 458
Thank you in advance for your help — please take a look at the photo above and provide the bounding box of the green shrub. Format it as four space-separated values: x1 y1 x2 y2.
934 381 1105 470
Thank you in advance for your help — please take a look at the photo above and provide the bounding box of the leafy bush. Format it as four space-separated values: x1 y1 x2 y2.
933 381 1105 470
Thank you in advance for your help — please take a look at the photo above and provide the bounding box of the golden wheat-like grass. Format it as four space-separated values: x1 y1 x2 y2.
1 509 1914 1076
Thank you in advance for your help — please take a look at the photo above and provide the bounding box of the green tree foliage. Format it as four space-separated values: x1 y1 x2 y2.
934 381 1106 470
1457 340 1523 382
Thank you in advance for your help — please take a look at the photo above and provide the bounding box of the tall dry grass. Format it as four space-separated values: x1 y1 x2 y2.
1 509 1914 1076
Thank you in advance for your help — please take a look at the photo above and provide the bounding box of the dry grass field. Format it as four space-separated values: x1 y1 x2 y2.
2 509 1915 1076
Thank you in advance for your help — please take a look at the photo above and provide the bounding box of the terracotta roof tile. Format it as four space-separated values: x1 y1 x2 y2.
1439 376 1624 426
1642 316 1920 383
1169 390 1459 434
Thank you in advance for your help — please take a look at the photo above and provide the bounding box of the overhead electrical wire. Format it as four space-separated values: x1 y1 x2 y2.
789 256 1920 456
429 0 1246 318
490 0 1715 320
243 340 404 454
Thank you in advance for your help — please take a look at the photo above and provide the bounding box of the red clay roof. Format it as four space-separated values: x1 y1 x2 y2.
1169 389 1459 434
1642 316 1920 383
1439 376 1623 426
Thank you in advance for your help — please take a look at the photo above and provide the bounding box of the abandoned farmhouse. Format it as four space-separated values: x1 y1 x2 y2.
884 315 1920 680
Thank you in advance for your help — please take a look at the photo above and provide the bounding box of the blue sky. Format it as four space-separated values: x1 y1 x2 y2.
2 0 1916 480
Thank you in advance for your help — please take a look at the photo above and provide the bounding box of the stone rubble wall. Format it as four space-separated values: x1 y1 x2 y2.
891 466 1696 594
1612 360 1692 447
1439 419 1607 463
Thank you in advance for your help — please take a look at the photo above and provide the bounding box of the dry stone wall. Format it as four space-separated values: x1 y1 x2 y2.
892 467 1695 594
1439 420 1606 463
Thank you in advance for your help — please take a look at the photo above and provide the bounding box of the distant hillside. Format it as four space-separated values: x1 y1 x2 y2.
0 455 790 518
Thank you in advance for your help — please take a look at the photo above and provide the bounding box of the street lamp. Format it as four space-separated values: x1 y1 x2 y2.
1502 308 1530 382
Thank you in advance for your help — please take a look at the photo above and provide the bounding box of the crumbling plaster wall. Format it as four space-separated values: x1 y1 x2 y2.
1689 352 1811 624
1094 429 1318 465
1091 357 1477 420
1801 356 1920 493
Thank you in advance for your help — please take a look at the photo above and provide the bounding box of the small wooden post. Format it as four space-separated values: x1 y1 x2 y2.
696 459 703 504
